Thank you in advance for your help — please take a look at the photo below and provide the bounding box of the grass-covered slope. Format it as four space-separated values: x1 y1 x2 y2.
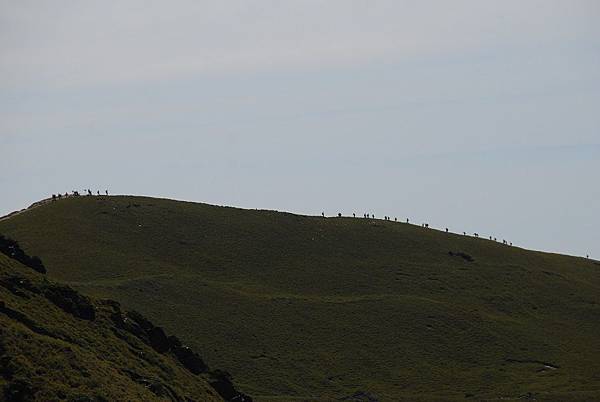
0 252 253 401
0 253 227 401
1 195 600 401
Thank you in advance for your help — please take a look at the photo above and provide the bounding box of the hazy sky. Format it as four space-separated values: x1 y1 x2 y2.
1 1 599 258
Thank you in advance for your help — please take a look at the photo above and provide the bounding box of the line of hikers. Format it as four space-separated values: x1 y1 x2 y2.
322 211 513 246
51 189 109 201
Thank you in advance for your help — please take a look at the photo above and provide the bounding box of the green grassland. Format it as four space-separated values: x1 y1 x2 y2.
0 253 225 402
1 195 600 401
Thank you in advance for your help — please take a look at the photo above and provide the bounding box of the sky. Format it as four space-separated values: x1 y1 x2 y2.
1 0 599 258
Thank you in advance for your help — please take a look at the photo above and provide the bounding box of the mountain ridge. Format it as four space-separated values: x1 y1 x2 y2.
1 195 599 401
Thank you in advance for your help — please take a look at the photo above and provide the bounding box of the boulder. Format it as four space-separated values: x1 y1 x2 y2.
448 251 474 262
148 326 170 354
0 235 46 274
0 276 41 299
167 335 208 374
209 370 253 402
44 284 95 320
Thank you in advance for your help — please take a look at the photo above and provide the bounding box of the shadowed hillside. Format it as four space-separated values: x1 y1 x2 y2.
1 195 600 401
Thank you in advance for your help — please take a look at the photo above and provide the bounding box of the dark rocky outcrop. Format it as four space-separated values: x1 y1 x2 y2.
0 276 40 299
169 335 209 375
0 252 251 401
116 310 171 353
44 284 96 320
110 307 250 400
448 251 474 262
148 326 170 353
111 310 208 373
208 370 253 402
0 274 94 322
0 234 46 274
108 304 148 341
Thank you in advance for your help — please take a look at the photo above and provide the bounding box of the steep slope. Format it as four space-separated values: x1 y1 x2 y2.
0 251 251 401
1 195 600 401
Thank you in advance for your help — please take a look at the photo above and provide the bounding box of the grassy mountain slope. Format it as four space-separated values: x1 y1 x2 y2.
0 252 228 401
1 195 600 401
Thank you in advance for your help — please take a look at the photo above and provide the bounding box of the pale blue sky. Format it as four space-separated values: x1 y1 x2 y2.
1 0 599 258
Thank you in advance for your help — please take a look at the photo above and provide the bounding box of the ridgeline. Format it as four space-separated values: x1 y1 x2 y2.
1 195 599 401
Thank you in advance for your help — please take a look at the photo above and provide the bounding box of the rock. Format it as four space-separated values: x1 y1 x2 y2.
112 311 172 354
121 311 169 353
127 310 154 331
110 310 148 342
172 344 208 375
0 235 46 274
148 326 170 353
97 299 121 311
44 284 96 320
448 251 474 262
0 276 41 299
209 370 253 402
